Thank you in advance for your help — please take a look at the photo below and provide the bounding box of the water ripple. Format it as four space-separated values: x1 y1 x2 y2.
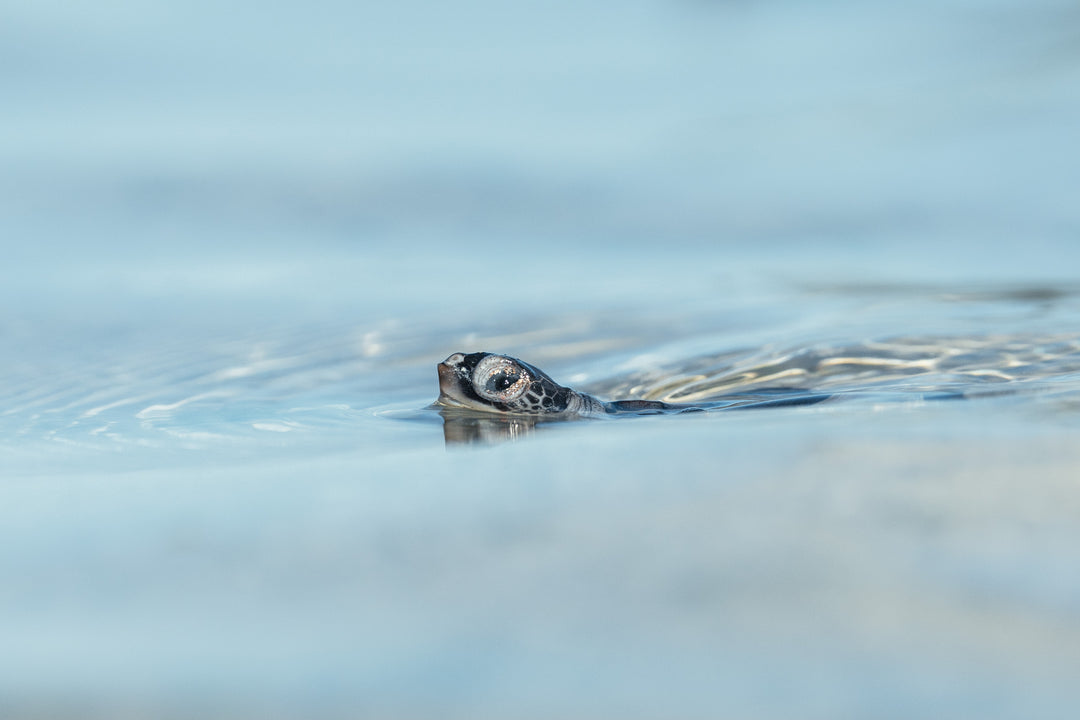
590 335 1080 405
4 321 1080 460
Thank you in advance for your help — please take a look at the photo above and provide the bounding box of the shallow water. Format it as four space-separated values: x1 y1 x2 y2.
4 0 1080 717
5 281 1080 719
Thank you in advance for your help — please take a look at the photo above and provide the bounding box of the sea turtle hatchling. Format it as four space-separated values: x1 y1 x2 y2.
435 351 825 417
437 352 690 416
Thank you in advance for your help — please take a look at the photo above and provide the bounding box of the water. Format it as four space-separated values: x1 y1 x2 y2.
3 1 1080 717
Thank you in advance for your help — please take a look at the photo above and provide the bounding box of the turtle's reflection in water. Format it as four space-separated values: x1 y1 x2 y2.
438 407 541 446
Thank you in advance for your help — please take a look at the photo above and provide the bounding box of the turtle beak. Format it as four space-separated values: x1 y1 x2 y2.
437 361 456 392
438 353 467 395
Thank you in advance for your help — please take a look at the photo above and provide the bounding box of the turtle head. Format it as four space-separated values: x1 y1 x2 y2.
436 352 573 415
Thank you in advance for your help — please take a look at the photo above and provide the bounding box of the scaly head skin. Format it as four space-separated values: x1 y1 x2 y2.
437 352 590 415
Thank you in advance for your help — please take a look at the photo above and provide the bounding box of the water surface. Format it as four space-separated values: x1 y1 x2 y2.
3 0 1080 717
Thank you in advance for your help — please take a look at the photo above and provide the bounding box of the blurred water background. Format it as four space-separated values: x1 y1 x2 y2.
3 0 1080 717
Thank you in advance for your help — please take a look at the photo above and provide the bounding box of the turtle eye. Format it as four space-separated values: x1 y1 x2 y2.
490 372 516 392
473 355 530 403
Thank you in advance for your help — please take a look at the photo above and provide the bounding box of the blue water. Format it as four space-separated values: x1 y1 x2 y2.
3 1 1080 717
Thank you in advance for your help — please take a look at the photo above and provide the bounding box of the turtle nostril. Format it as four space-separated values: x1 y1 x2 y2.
444 352 465 365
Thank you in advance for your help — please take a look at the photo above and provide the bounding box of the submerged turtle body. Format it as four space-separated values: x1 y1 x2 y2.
436 352 688 416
